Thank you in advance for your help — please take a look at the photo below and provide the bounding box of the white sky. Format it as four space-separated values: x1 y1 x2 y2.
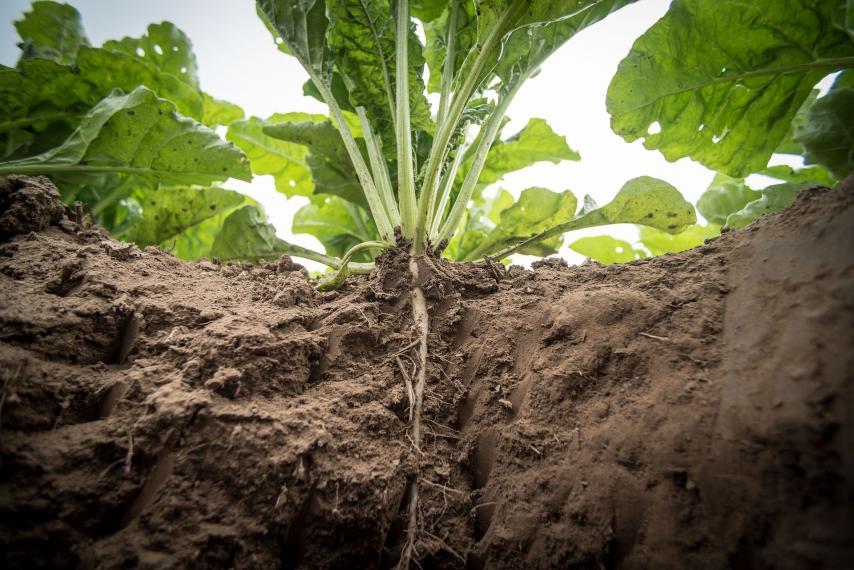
1 0 726 270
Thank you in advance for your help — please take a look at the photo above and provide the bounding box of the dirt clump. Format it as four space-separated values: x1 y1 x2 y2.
0 175 852 569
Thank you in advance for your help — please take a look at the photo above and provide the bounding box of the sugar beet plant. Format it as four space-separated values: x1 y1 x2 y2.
1 0 852 564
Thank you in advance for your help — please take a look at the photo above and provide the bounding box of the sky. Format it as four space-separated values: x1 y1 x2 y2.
1 0 726 270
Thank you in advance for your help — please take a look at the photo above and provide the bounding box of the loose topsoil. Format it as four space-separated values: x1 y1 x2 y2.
0 175 852 569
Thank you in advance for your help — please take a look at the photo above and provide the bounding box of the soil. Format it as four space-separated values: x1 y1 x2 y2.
0 174 852 569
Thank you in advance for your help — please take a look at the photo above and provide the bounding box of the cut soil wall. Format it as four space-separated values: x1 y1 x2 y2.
1 175 852 569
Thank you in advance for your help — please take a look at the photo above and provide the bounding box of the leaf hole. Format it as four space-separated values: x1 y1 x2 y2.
153 44 163 55
136 47 145 57
289 180 296 188
180 66 188 74
647 121 661 135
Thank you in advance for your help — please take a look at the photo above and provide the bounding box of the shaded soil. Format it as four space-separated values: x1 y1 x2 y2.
0 175 852 569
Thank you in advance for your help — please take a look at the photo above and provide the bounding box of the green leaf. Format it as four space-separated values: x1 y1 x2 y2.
775 89 819 155
0 86 250 184
256 0 333 80
164 210 232 260
102 22 200 88
210 204 302 262
75 46 205 120
607 0 854 177
14 1 90 65
202 94 245 127
759 164 836 187
462 187 578 260
726 182 809 229
326 0 434 153
593 176 696 232
795 87 854 179
226 113 325 197
293 195 378 260
263 119 367 207
489 176 696 261
302 72 355 112
696 174 761 225
476 118 579 187
638 224 720 256
119 186 247 247
569 236 648 264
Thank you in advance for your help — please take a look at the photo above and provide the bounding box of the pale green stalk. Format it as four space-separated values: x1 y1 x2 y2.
428 141 467 240
436 0 459 129
412 0 523 252
305 67 394 241
395 0 417 239
355 106 400 227
317 240 393 290
436 82 523 245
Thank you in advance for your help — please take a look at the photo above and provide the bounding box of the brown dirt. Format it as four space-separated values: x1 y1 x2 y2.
0 175 852 569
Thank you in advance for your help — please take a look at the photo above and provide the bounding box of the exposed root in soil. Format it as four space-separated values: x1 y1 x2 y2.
399 257 430 569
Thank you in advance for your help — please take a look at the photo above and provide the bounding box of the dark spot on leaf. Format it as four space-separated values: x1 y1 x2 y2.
209 204 217 210
150 201 156 206
666 212 677 218
154 215 159 221
187 140 192 144
181 208 188 212
667 224 678 230
222 167 227 172
127 110 135 116
645 213 654 218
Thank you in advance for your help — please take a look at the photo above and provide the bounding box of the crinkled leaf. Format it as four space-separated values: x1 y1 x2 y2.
226 113 325 197
262 119 367 207
14 1 89 65
607 0 854 177
210 204 303 262
119 185 247 247
293 195 378 260
570 235 648 265
0 86 250 184
202 94 245 127
103 22 200 88
463 0 635 96
726 182 810 229
75 46 205 120
696 174 761 225
256 0 332 80
327 0 434 154
638 224 720 256
0 43 206 141
795 87 854 179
